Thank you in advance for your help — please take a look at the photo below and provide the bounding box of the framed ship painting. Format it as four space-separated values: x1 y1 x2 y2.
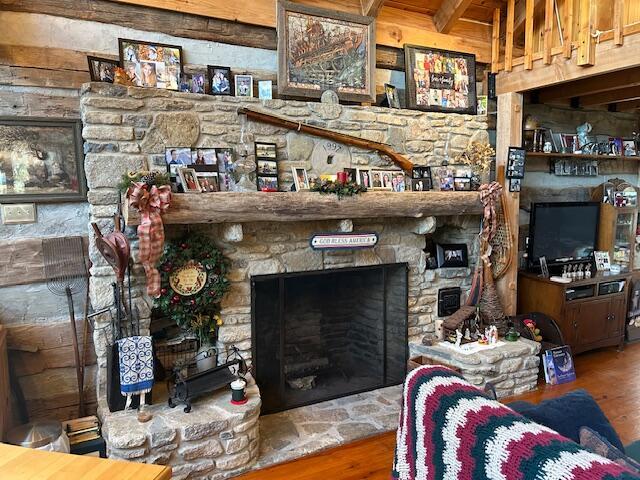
0 117 86 203
277 0 376 103
404 45 477 115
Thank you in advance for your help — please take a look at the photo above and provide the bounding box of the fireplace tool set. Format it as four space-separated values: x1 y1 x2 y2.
92 216 152 412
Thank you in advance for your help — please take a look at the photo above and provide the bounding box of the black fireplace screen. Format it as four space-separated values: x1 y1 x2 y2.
252 263 408 414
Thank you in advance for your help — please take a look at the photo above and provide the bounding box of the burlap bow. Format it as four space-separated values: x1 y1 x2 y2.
128 182 171 297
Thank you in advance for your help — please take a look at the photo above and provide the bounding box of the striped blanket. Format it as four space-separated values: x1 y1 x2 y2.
392 366 639 480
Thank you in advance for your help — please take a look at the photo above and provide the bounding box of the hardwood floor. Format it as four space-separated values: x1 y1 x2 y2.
237 343 640 480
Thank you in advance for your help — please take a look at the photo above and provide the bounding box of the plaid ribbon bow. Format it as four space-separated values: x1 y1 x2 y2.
128 182 171 297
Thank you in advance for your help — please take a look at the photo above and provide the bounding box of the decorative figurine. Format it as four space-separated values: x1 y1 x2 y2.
464 327 471 341
478 333 488 345
488 325 499 345
585 264 592 279
455 329 463 348
543 141 553 153
523 318 543 342
505 326 520 342
576 122 592 151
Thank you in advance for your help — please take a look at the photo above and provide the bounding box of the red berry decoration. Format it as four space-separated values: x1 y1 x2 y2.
181 243 188 249
160 288 167 295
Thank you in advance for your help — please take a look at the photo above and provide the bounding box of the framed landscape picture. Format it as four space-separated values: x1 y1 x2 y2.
0 117 86 203
119 38 183 91
277 0 376 102
404 45 477 114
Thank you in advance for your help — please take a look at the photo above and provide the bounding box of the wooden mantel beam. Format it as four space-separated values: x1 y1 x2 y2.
124 192 484 226
360 0 385 17
433 0 474 34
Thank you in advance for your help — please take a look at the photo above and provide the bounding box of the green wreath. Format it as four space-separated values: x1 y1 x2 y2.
155 234 230 334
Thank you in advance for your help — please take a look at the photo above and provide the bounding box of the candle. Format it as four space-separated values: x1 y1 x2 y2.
230 378 247 405
336 171 348 184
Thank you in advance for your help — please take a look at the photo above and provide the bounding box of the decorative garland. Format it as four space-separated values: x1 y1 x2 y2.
155 235 230 336
311 180 367 199
119 170 170 193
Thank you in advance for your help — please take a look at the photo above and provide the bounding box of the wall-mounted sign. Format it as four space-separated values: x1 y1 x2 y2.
310 232 378 250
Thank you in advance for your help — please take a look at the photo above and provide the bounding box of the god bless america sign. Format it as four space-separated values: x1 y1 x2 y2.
310 232 378 250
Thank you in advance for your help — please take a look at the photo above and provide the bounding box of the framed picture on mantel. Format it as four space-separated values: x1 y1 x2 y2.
404 45 477 115
276 0 376 103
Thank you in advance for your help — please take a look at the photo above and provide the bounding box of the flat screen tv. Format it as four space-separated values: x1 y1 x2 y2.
527 202 600 270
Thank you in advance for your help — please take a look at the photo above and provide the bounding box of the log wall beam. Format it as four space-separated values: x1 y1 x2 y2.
579 86 640 106
433 0 474 34
495 92 523 316
360 0 385 17
536 66 640 102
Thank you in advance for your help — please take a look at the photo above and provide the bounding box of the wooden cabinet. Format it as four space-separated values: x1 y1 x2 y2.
598 204 638 271
518 272 630 354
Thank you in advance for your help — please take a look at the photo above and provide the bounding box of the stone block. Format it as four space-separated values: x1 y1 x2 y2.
247 258 283 276
84 112 122 125
286 131 315 162
223 434 249 454
281 250 323 272
309 103 342 120
412 216 437 235
85 154 146 189
108 446 147 459
180 420 228 442
127 86 171 98
147 98 194 110
84 142 118 154
201 124 228 135
216 451 251 470
347 110 376 122
221 224 243 243
83 126 134 141
81 96 144 110
122 113 153 128
149 418 177 448
376 113 407 126
337 219 353 232
179 439 224 460
218 325 251 343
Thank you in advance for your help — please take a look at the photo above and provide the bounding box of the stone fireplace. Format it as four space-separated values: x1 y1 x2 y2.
80 82 488 477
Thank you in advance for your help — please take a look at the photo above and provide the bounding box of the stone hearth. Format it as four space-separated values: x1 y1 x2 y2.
81 83 488 477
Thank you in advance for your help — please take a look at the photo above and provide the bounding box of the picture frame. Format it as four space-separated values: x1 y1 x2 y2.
343 168 357 183
87 56 120 83
178 167 201 193
404 45 477 114
207 66 233 96
0 117 87 203
292 167 310 191
410 178 431 191
234 74 254 97
433 166 454 191
436 243 468 268
190 72 206 94
196 172 219 192
412 166 432 179
370 170 386 189
390 171 407 192
258 80 273 100
165 147 192 177
594 251 611 271
356 168 372 188
624 139 637 156
384 83 401 108
506 146 526 179
215 148 235 191
509 178 521 192
277 0 376 103
191 148 217 166
118 38 183 91
453 177 471 191
255 142 279 191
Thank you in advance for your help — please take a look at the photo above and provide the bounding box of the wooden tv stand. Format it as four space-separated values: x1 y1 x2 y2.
518 271 630 354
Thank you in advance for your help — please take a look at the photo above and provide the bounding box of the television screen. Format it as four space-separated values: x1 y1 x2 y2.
528 202 600 266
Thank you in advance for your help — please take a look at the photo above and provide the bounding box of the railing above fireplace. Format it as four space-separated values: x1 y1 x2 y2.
123 191 483 225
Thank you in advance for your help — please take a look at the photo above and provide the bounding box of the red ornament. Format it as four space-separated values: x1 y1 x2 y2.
172 295 180 302
160 288 167 295
190 299 196 306
181 243 188 249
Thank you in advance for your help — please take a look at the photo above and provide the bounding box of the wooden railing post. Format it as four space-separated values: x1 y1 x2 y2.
495 92 523 316
492 7 501 73
578 0 596 66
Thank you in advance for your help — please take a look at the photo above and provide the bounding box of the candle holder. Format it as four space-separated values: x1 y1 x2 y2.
230 377 248 405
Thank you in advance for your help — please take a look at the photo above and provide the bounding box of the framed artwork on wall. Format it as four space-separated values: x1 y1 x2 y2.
404 45 477 114
207 65 233 95
0 117 86 203
277 0 376 103
119 38 183 90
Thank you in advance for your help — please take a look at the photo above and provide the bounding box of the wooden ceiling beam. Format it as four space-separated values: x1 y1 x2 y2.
537 66 640 103
614 99 640 111
433 0 474 34
579 86 640 107
360 0 385 17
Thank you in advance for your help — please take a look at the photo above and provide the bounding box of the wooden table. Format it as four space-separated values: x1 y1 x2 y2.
0 443 171 479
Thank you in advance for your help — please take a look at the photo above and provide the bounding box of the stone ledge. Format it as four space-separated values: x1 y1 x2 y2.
102 376 261 478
